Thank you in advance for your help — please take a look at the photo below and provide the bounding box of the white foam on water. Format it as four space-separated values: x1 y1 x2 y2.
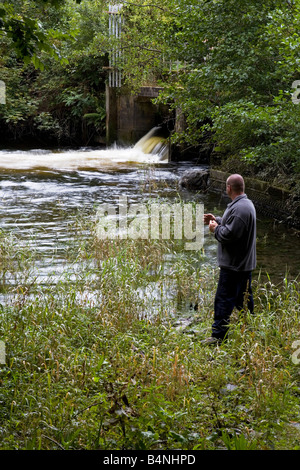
134 126 169 161
0 145 163 171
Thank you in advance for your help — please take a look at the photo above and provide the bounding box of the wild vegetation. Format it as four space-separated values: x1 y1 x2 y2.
0 0 108 145
0 0 300 451
0 220 299 450
118 0 300 191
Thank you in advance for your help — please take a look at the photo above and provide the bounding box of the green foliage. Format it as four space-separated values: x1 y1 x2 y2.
115 0 300 179
1 0 300 177
0 0 108 144
211 98 300 174
0 221 299 450
221 431 258 450
0 0 80 69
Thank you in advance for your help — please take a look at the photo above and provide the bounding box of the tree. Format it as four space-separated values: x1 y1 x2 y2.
0 0 108 145
0 0 82 70
115 0 300 179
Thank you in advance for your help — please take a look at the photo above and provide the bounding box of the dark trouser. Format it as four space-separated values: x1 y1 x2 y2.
212 268 254 340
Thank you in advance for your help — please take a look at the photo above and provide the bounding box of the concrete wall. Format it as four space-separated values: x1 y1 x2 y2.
106 85 170 146
210 169 300 228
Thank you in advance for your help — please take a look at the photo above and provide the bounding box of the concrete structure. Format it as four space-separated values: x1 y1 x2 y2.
106 5 171 146
210 169 300 228
106 85 171 146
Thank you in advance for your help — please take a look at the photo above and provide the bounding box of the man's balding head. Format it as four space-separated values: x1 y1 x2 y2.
227 174 245 193
226 174 245 199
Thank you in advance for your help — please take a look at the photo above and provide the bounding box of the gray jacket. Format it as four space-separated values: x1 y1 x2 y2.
214 194 256 272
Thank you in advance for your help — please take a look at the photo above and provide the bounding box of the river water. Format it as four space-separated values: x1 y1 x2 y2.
0 146 299 290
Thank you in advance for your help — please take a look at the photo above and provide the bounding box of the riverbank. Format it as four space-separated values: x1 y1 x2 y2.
0 219 300 450
179 165 300 230
209 169 300 229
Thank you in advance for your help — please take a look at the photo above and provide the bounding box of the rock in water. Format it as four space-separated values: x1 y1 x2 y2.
179 169 209 191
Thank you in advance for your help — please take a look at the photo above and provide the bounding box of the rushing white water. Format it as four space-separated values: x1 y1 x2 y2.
0 142 299 287
0 145 164 171
0 127 169 173
134 127 168 161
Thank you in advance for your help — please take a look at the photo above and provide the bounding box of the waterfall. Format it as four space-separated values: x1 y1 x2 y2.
134 127 169 161
0 127 169 172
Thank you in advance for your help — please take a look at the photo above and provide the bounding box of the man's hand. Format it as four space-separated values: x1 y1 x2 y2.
209 220 218 233
203 213 216 225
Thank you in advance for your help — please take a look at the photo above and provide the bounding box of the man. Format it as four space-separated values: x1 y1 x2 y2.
203 174 256 344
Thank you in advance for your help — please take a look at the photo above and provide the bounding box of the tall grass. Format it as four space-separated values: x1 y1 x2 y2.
0 222 299 450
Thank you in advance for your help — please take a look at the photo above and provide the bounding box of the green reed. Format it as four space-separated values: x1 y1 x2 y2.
0 222 299 450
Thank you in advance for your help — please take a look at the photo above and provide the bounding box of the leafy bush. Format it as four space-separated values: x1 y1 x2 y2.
211 97 300 176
